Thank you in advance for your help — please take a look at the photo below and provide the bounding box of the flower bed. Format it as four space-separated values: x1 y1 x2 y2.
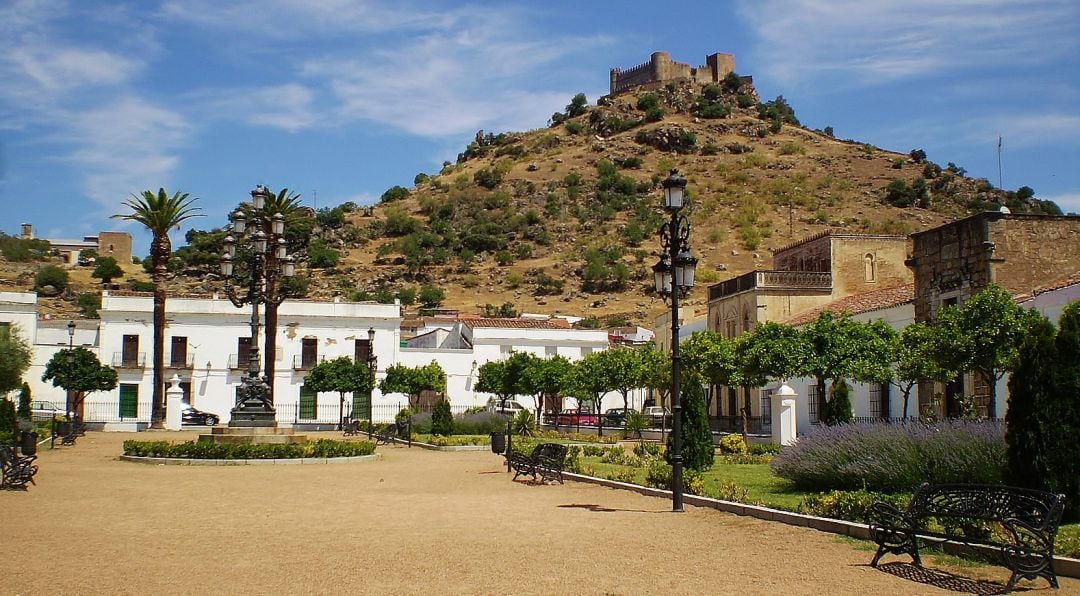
122 439 375 459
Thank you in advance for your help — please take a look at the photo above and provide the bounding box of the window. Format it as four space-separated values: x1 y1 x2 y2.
760 388 773 420
724 320 736 339
864 253 876 282
545 346 557 357
869 384 883 419
237 337 252 369
299 385 317 420
354 338 372 363
122 334 139 367
170 336 188 367
808 384 822 424
301 338 318 369
500 345 511 359
119 384 138 418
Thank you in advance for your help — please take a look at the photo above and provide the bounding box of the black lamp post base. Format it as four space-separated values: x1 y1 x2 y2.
229 400 278 427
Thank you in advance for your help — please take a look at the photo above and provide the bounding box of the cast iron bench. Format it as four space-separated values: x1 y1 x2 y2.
507 443 568 484
375 421 407 446
0 445 38 490
342 418 362 437
869 482 1064 592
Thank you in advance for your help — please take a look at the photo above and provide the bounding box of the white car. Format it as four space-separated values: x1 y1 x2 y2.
491 400 527 415
29 401 66 421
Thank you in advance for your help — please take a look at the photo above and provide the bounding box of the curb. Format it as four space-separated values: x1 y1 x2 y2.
119 454 380 466
562 472 1080 579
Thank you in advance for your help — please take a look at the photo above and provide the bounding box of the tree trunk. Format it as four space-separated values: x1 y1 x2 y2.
741 386 751 446
264 302 278 402
150 239 170 430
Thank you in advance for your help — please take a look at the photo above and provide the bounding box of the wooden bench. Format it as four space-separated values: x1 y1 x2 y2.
0 445 38 490
869 482 1064 592
507 443 568 484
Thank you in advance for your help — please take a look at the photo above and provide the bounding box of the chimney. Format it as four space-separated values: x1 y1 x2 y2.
20 223 33 239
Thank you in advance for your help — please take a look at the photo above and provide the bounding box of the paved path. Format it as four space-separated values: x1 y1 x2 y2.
2 432 1072 595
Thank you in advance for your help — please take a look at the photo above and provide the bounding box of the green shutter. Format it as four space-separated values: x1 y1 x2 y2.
299 385 316 420
119 384 138 418
351 391 371 421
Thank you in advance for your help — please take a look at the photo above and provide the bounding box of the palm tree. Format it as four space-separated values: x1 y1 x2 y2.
253 188 302 400
113 188 202 428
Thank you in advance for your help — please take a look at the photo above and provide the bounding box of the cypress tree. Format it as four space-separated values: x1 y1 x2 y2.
431 398 454 436
1005 312 1056 490
17 382 31 419
668 380 714 471
0 399 15 444
1049 303 1080 520
822 379 854 426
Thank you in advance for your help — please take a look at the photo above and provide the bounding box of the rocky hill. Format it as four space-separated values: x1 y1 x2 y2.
1 75 1060 327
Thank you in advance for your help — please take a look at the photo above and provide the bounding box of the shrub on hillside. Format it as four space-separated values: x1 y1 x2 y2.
34 265 69 294
771 420 1006 492
453 411 507 435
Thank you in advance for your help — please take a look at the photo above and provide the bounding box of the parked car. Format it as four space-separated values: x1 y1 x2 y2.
603 408 635 427
181 405 220 426
555 409 599 426
490 400 527 415
643 406 672 428
29 400 65 421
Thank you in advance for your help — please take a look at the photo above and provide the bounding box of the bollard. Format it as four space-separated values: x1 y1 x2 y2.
505 418 512 472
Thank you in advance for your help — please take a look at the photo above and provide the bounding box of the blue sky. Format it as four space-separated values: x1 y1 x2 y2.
2 0 1078 256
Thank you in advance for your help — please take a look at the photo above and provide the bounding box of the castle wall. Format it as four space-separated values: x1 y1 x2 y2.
98 231 133 264
610 51 736 95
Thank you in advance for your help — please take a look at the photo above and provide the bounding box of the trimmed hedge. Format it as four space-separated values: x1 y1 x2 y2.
122 439 376 459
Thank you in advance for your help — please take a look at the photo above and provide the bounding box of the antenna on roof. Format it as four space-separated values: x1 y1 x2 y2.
997 135 1003 189
313 189 317 211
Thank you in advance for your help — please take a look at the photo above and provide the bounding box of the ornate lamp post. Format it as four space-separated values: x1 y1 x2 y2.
366 326 377 429
66 320 76 421
651 169 697 513
220 185 296 427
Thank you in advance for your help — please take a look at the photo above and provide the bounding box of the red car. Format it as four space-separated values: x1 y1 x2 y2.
555 409 599 426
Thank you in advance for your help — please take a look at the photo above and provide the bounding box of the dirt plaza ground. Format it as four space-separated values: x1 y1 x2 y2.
2 432 1075 595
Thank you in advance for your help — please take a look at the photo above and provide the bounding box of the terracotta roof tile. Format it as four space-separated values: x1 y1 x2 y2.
784 283 914 326
464 317 571 330
1031 270 1080 297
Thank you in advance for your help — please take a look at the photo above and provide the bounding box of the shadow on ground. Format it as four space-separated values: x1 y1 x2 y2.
874 562 1016 594
557 503 664 514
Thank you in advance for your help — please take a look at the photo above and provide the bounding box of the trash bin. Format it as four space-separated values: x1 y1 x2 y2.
490 431 505 454
20 431 38 456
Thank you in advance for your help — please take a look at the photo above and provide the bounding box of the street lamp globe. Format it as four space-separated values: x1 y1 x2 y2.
662 169 687 211
652 255 672 295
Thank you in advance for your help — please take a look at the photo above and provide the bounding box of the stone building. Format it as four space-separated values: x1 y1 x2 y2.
705 232 911 429
906 210 1080 418
21 223 133 266
609 51 737 95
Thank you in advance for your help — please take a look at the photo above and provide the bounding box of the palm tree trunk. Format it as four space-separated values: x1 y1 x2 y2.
264 302 278 402
151 282 166 429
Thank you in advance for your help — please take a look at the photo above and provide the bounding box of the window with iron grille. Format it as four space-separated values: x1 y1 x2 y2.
807 384 821 424
760 388 773 420
868 384 881 418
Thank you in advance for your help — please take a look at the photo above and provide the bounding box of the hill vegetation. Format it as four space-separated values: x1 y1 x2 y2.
0 74 1062 326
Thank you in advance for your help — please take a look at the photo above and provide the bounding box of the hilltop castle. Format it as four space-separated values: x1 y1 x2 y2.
609 51 736 95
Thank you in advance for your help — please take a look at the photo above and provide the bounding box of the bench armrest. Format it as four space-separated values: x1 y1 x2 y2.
1002 517 1055 551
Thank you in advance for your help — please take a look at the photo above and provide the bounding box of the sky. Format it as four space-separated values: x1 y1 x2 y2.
1 0 1078 256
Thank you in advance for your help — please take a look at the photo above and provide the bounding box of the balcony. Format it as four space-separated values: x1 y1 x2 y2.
112 352 146 369
708 270 832 301
165 353 195 370
228 354 252 371
292 354 324 371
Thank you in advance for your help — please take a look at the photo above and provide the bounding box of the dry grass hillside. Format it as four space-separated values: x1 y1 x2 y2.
2 77 1058 326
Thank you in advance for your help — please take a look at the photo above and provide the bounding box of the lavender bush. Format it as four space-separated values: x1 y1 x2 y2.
771 420 1005 492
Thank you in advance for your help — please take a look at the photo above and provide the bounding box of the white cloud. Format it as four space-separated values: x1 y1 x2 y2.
60 97 190 213
191 83 318 133
737 0 1079 87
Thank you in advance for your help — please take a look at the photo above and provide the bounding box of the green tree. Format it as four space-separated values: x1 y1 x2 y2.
379 362 447 408
418 285 445 309
1049 302 1080 519
1005 312 1056 492
821 378 853 425
683 331 749 440
304 356 375 429
77 292 102 318
379 185 410 203
735 322 804 384
91 256 124 284
563 351 611 433
639 344 672 410
0 324 32 396
17 382 31 420
476 352 531 410
0 399 14 445
800 312 893 423
113 188 202 428
565 93 588 118
886 321 952 418
519 354 572 422
934 284 1036 418
41 347 118 416
34 265 69 294
431 398 453 436
666 379 714 471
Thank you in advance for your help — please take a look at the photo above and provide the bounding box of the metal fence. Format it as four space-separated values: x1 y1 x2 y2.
710 415 771 434
82 401 150 423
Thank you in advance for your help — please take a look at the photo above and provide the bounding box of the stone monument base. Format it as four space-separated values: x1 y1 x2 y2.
198 427 308 445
